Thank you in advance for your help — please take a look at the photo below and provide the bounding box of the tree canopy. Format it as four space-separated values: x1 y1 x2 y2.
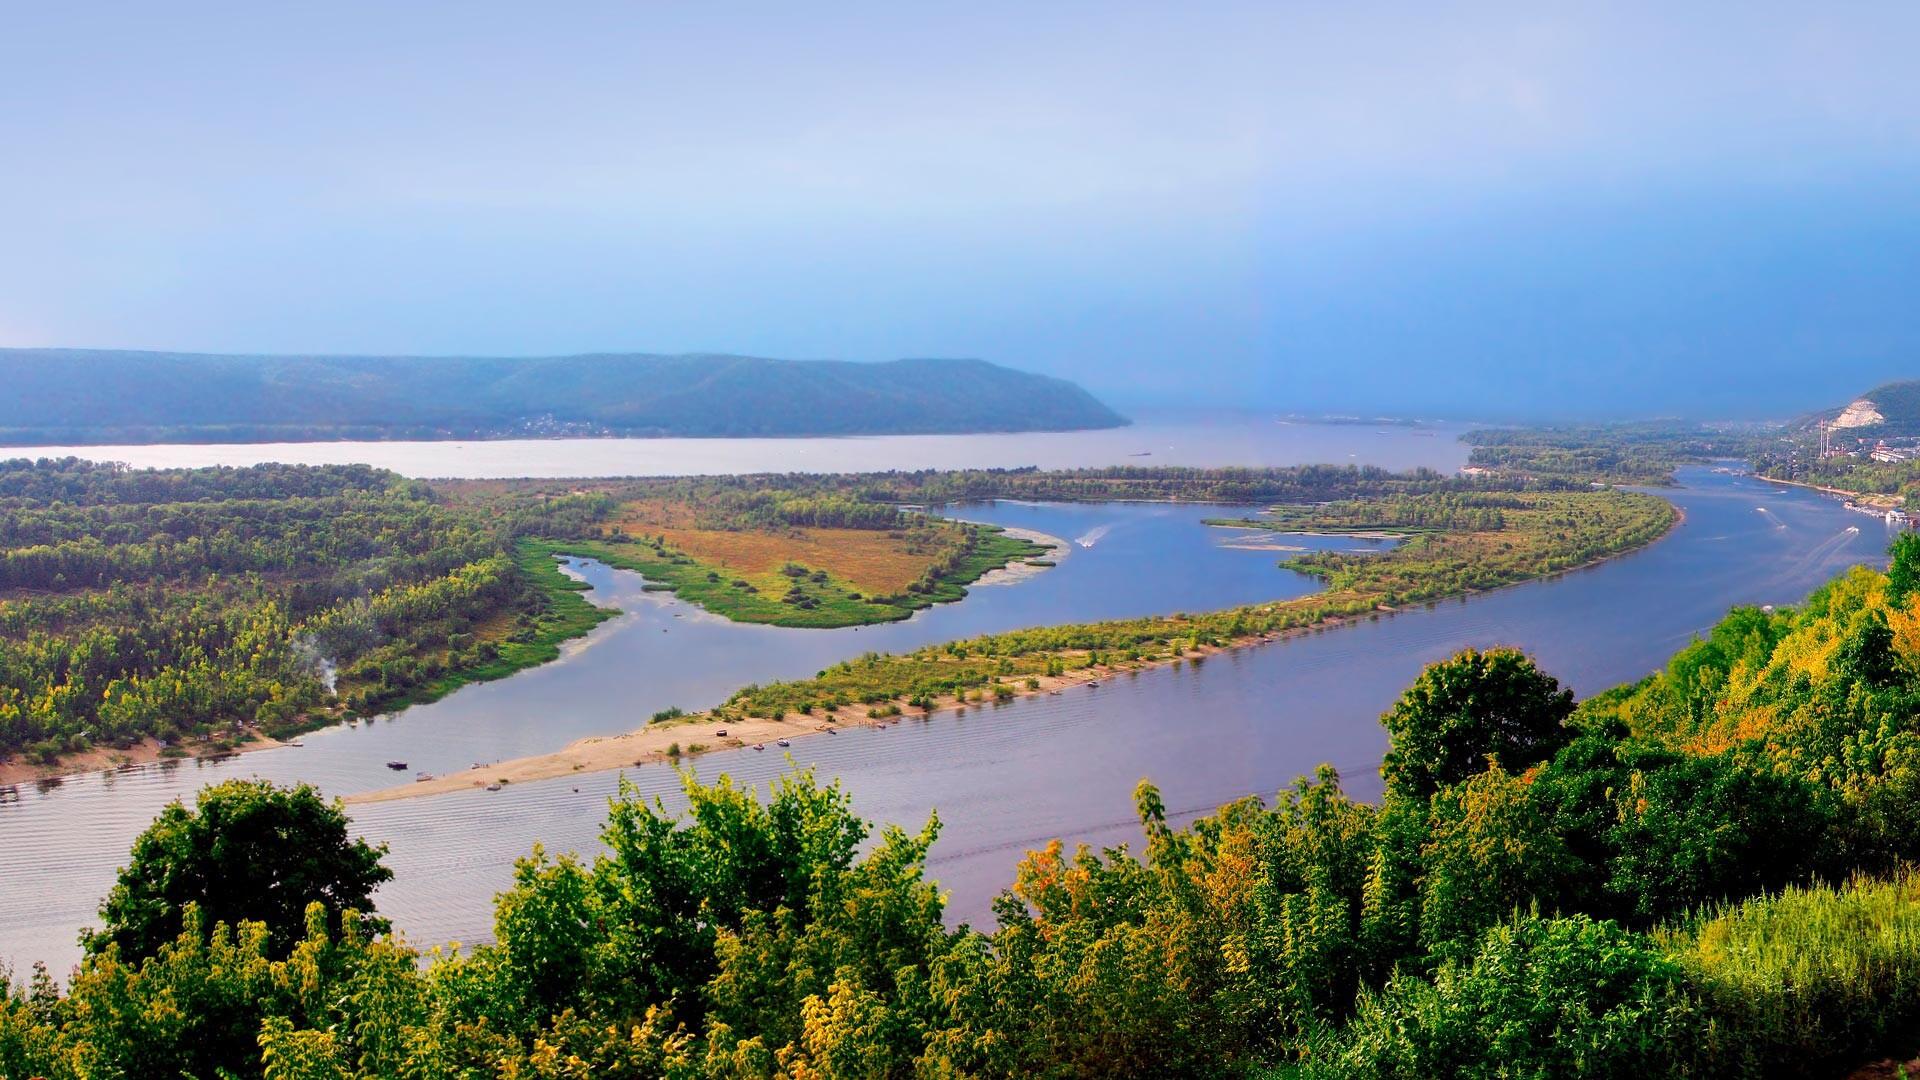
1379 646 1575 797
88 779 392 962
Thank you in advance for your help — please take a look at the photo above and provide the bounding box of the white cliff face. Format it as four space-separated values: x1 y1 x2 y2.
1831 399 1886 429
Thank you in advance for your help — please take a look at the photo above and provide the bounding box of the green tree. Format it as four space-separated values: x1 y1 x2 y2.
88 779 391 962
1604 750 1834 920
0 964 72 1080
1417 766 1579 961
1380 647 1575 798
1888 531 1920 606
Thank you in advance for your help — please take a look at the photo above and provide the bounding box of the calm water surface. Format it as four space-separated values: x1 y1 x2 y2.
0 468 1889 974
0 416 1471 478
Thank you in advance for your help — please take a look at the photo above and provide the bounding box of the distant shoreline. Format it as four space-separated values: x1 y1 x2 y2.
0 421 1134 449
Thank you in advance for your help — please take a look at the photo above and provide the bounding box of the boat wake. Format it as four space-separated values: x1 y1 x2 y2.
1076 524 1112 548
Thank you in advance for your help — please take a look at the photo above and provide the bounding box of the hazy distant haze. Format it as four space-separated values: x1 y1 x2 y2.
2 3 1916 420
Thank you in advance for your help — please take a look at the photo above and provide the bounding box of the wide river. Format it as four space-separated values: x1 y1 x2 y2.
0 463 1891 976
0 414 1471 478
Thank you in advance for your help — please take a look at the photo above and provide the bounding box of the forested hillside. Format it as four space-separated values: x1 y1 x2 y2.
0 351 1126 443
10 546 1920 1077
1801 380 1920 437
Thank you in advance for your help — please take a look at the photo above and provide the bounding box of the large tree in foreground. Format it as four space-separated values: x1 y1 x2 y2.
87 778 391 962
1380 646 1575 798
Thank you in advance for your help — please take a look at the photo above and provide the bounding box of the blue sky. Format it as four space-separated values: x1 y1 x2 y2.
3 2 1917 418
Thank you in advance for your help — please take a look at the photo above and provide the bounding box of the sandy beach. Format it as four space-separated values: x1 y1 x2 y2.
345 621 1335 805
966 523 1069 586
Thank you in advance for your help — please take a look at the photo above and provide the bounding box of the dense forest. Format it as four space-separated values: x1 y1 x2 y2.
1461 422 1764 484
446 465 1523 511
11 546 1920 1077
0 459 609 769
451 463 1608 517
0 351 1126 443
850 464 1539 504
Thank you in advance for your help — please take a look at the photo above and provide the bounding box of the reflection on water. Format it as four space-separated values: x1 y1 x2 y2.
0 469 1895 975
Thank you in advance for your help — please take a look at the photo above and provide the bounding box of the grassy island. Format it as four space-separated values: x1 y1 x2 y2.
537 517 1049 629
708 487 1673 724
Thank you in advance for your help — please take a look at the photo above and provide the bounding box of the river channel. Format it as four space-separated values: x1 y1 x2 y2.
0 467 1892 974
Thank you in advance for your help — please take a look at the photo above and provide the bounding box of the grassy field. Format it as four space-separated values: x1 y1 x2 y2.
540 511 1051 628
611 498 962 593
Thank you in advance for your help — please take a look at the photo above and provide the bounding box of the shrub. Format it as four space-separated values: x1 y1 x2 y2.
1309 914 1695 1079
1662 872 1920 1077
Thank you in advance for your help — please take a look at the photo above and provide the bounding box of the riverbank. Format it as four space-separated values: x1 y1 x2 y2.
349 496 1679 805
347 629 1298 804
4 541 615 785
0 731 284 787
1753 473 1903 507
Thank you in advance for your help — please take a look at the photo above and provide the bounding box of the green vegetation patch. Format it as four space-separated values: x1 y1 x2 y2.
718 488 1673 720
1463 421 1763 485
0 459 620 771
537 525 1047 629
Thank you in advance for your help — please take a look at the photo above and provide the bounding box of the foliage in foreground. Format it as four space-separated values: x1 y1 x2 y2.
87 779 391 964
18 534 1920 1079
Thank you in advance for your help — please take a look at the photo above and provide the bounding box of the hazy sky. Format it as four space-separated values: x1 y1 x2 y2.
3 2 1917 418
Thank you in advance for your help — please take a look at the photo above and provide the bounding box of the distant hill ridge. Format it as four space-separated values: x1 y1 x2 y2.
0 350 1128 444
1804 380 1920 437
